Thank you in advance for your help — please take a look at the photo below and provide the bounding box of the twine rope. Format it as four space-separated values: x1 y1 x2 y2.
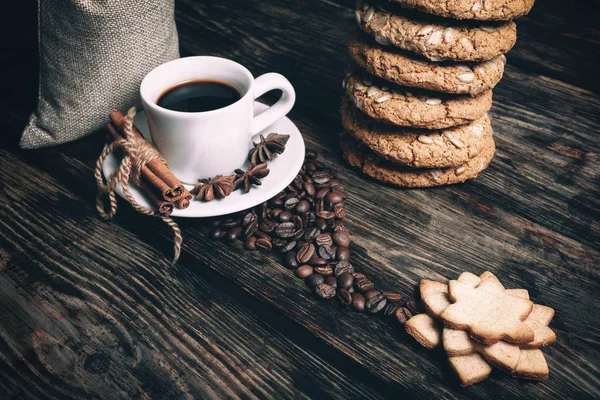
94 107 182 262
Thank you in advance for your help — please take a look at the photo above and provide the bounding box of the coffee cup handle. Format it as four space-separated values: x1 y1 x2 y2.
250 73 296 137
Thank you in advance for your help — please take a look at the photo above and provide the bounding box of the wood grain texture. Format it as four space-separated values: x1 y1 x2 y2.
1 0 599 398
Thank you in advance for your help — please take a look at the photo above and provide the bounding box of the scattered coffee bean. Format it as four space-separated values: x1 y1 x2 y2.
308 256 328 267
337 288 352 305
255 237 272 253
332 231 350 247
314 265 333 276
221 218 240 230
382 302 399 317
278 211 293 222
209 228 226 240
333 220 347 233
296 199 310 214
270 208 283 219
325 276 337 288
395 307 413 325
336 247 351 261
364 290 386 314
275 222 296 238
306 149 317 160
296 265 313 279
351 293 365 312
244 236 257 250
283 251 299 269
406 298 422 314
242 212 257 227
316 187 330 200
260 220 277 233
315 218 328 231
333 203 347 219
280 240 297 253
304 227 319 242
337 272 354 289
243 220 258 238
254 231 271 241
294 240 306 251
226 226 242 242
383 292 403 303
317 210 335 220
284 196 300 210
315 283 336 299
326 191 343 206
312 171 331 185
297 243 315 264
306 273 325 288
318 245 335 260
315 233 333 247
303 182 315 197
334 260 354 276
354 273 374 293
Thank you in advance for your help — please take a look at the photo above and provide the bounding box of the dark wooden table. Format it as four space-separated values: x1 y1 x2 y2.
1 0 599 398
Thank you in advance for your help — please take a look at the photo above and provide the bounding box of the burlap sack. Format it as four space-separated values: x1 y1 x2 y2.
21 0 179 149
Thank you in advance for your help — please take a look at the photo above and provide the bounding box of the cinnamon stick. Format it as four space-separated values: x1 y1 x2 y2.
107 123 173 216
110 110 185 201
176 188 192 210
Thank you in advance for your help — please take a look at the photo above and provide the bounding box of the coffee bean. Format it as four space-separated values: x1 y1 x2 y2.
244 236 257 250
272 238 287 250
333 220 347 233
243 219 258 238
364 290 386 314
304 227 319 242
316 187 330 200
395 307 413 325
278 211 293 222
296 199 310 214
337 272 354 289
315 283 336 299
406 298 422 314
254 231 271 241
337 288 352 305
306 273 325 288
306 149 318 160
292 215 304 230
325 191 343 206
292 174 304 190
294 240 306 251
297 243 315 264
290 229 305 241
325 276 337 288
242 212 257 227
354 274 374 293
351 293 365 312
315 233 333 247
275 222 295 238
226 226 242 241
280 240 296 253
314 265 333 276
315 218 328 231
303 182 315 197
270 208 283 219
209 228 226 240
336 247 351 261
260 220 277 233
296 265 313 279
255 237 272 253
284 196 300 210
303 212 316 227
257 203 269 220
308 256 328 267
383 292 403 303
221 218 240 230
305 162 316 172
317 210 335 220
332 231 350 247
333 203 347 219
283 251 299 269
334 260 354 276
382 302 399 317
270 192 286 207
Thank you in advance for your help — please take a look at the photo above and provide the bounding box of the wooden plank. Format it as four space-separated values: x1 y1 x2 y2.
0 150 384 399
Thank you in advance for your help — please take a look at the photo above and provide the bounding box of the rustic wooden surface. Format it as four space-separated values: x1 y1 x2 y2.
1 0 599 398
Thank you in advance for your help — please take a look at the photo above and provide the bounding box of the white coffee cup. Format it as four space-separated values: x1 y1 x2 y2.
140 56 296 184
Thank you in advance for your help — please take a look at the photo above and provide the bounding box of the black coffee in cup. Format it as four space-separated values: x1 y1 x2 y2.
157 80 241 112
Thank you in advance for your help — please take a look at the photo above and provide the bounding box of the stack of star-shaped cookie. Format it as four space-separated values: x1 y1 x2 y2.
341 0 535 187
405 271 556 386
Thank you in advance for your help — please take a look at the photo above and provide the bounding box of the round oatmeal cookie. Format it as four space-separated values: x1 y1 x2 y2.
343 70 492 129
355 0 517 61
341 133 495 188
348 32 506 96
387 0 535 21
340 97 493 168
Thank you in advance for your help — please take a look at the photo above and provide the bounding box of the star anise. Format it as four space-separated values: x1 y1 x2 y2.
248 133 290 164
190 175 235 201
234 163 270 194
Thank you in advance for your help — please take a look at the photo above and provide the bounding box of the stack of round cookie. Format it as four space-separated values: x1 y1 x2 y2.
341 0 534 187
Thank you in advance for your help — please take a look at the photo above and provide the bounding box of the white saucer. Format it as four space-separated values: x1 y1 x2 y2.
102 102 305 218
